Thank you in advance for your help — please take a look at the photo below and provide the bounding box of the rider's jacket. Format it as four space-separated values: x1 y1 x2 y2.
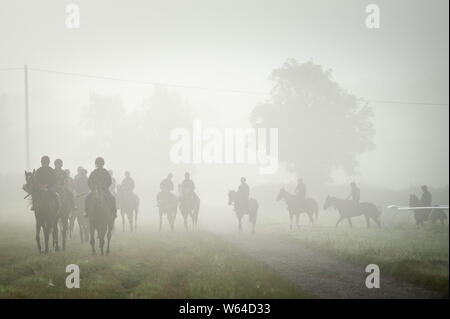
237 182 250 200
88 168 112 192
54 168 67 187
421 190 432 207
35 166 56 188
74 174 90 196
160 178 174 192
66 176 74 193
121 177 135 192
181 179 195 195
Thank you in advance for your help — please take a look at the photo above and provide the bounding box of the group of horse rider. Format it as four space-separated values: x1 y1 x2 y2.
29 155 137 219
157 172 198 207
29 155 435 219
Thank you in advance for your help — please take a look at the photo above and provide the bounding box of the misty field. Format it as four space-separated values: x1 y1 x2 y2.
281 224 449 297
0 220 307 299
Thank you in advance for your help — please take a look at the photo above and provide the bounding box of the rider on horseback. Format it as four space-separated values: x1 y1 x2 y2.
346 182 360 204
31 155 58 211
420 185 432 207
74 167 90 197
121 171 135 193
54 159 75 211
295 178 306 205
157 173 174 207
180 172 195 198
85 157 117 218
237 177 250 212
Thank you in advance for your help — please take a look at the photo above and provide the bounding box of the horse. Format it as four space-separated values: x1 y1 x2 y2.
157 191 178 231
409 194 447 225
86 185 115 255
70 192 90 244
56 186 74 250
24 171 60 254
117 185 140 232
430 207 448 225
178 186 200 231
276 188 319 230
409 194 430 226
323 196 381 228
228 190 258 233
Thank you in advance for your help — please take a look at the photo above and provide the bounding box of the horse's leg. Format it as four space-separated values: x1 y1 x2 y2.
106 222 112 254
374 216 382 228
289 213 293 231
134 209 138 232
99 230 105 256
62 217 68 250
121 211 125 232
68 215 73 239
347 217 353 228
365 215 371 228
89 225 96 255
35 217 42 254
77 216 84 243
251 212 256 234
308 212 314 225
43 223 50 254
183 212 188 232
53 221 60 252
170 212 175 232
238 215 243 233
336 216 344 227
159 211 163 231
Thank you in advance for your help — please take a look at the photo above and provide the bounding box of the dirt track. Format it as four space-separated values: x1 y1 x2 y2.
213 230 441 299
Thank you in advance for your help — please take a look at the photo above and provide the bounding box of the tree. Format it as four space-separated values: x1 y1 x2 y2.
250 59 375 185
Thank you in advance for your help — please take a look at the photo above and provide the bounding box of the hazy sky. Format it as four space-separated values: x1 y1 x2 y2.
0 0 448 191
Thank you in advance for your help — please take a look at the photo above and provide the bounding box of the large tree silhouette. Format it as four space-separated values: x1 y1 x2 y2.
250 59 375 185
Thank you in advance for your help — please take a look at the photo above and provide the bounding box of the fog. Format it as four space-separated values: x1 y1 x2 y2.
0 0 448 207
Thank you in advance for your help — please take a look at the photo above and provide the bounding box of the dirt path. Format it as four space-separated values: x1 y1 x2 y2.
214 231 440 299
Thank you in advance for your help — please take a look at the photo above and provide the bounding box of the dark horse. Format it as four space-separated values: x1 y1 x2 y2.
409 194 447 226
86 185 115 255
323 196 381 228
158 191 178 231
117 185 140 232
57 187 73 250
70 192 90 244
24 171 59 254
276 188 319 230
178 186 200 231
228 190 258 233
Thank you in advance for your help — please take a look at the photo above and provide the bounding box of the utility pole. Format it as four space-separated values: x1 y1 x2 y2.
24 64 30 170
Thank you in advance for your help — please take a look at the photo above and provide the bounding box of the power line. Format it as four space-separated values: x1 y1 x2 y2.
0 67 22 71
1 65 449 106
28 67 268 96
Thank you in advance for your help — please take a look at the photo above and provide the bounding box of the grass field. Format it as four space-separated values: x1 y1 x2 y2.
0 220 307 299
280 224 449 297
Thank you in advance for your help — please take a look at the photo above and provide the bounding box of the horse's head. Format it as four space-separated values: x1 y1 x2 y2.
276 188 286 201
24 170 36 193
323 195 333 210
228 190 236 205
